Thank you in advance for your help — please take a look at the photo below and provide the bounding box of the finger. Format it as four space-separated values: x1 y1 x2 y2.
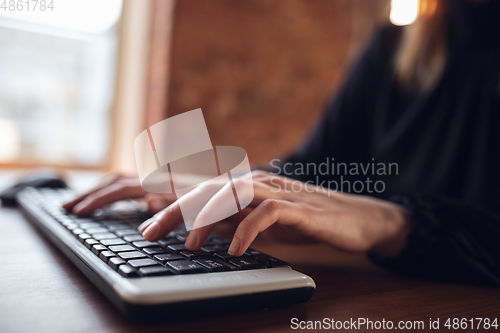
63 174 125 211
244 170 286 182
219 207 253 225
184 223 216 251
185 180 286 250
142 202 185 241
185 208 253 251
260 224 318 244
138 193 178 231
247 179 291 206
247 170 271 179
238 171 295 193
142 176 287 243
256 174 326 195
191 179 287 230
142 178 251 242
254 174 294 188
72 180 146 216
141 184 217 241
228 199 304 256
145 193 177 213
138 215 156 233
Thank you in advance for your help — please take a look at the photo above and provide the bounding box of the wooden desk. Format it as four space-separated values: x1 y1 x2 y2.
0 171 499 332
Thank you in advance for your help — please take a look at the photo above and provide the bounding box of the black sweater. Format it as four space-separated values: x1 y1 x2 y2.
276 0 500 285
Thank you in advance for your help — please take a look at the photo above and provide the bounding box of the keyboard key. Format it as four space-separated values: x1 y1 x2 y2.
115 229 140 237
84 238 100 249
86 227 109 234
245 249 263 257
158 237 183 246
254 256 291 268
194 258 235 272
167 244 187 252
132 241 159 248
175 235 187 242
123 234 145 242
107 224 131 231
167 260 206 274
73 217 95 224
92 244 108 256
138 266 173 277
118 251 146 260
65 223 79 230
154 253 184 262
79 222 102 229
100 220 126 226
118 265 138 278
168 230 188 237
201 244 228 253
180 251 211 259
128 258 157 268
108 245 135 252
77 233 92 242
100 238 126 246
143 247 167 255
72 228 85 235
99 251 116 263
108 257 126 270
228 257 265 270
213 251 233 261
93 233 117 240
210 237 231 245
58 217 74 225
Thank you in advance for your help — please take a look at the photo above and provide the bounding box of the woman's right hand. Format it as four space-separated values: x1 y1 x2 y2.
62 174 174 216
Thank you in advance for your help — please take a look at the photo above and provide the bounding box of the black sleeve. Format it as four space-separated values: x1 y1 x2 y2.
369 194 500 286
270 26 400 183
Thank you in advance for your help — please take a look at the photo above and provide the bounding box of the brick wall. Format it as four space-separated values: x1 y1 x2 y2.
166 0 389 164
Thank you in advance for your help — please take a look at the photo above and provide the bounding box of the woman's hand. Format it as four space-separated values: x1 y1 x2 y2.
139 170 411 257
62 174 176 215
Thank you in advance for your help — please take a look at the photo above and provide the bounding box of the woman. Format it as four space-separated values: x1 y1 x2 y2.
64 0 500 285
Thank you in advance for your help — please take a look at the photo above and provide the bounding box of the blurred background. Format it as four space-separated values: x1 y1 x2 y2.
0 0 418 174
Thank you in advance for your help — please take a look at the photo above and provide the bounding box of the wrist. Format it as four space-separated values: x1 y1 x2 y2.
370 202 411 257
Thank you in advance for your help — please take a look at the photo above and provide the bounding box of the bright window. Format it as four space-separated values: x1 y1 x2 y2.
0 0 122 166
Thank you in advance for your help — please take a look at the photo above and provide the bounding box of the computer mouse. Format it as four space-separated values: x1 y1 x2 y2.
0 173 68 206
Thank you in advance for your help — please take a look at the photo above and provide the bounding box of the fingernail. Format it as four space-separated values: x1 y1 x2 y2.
228 238 241 256
143 221 158 240
138 218 155 232
185 229 198 250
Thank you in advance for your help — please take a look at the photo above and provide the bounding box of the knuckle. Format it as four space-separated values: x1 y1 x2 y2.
198 181 215 191
145 193 157 200
251 170 268 178
261 199 280 214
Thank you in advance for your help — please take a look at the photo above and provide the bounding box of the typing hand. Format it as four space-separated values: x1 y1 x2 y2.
138 170 411 257
62 174 175 216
